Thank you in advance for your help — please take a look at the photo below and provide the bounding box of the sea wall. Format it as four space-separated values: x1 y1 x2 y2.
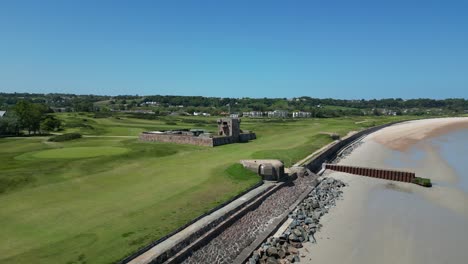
120 181 265 264
243 177 346 264
234 121 407 264
128 121 405 264
179 174 317 264
303 121 403 173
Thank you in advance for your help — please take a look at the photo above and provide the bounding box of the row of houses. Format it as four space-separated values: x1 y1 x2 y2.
242 110 312 118
193 112 211 116
113 109 155 114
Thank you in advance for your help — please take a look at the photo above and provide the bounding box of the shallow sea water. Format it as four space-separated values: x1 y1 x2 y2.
360 129 468 263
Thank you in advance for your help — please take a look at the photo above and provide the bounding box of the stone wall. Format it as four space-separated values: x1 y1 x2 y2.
239 132 256 142
211 136 235 146
139 133 215 147
140 132 257 147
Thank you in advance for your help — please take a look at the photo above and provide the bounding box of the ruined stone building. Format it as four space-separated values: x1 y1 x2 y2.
139 118 256 147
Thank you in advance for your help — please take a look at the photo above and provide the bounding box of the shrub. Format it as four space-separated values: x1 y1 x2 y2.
412 177 432 187
181 119 210 124
93 112 113 118
48 133 82 142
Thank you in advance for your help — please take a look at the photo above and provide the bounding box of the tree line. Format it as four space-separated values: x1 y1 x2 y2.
0 100 61 136
1 93 467 119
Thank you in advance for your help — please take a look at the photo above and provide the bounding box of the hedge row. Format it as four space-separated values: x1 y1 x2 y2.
48 133 82 142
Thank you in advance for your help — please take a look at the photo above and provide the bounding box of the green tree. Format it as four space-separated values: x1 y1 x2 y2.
40 116 62 132
13 100 48 134
73 101 94 112
0 112 20 135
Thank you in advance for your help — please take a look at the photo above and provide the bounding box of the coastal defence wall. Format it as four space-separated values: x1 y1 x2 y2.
230 121 408 264
324 163 415 183
127 121 405 264
303 121 404 173
120 181 267 264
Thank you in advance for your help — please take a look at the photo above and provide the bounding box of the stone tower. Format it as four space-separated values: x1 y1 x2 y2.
217 118 240 138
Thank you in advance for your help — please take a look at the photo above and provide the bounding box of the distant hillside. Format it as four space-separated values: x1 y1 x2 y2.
1 93 467 117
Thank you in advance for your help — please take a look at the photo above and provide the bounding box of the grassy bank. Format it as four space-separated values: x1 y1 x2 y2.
0 114 410 263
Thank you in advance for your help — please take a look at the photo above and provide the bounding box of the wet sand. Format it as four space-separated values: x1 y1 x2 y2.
300 117 468 264
372 117 468 151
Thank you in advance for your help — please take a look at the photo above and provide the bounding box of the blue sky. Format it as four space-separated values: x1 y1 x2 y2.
0 0 467 99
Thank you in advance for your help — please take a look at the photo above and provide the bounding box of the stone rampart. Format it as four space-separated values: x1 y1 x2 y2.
139 133 214 147
211 136 234 146
139 132 257 147
239 132 256 142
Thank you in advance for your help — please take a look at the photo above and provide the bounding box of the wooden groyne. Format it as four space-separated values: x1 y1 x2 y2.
324 163 415 183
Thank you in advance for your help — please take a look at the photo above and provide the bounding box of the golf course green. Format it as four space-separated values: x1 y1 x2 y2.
0 113 411 264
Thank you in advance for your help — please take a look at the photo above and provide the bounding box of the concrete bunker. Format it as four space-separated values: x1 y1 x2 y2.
240 159 285 181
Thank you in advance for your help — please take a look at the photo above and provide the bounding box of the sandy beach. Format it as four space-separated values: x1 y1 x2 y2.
372 117 468 151
300 117 468 264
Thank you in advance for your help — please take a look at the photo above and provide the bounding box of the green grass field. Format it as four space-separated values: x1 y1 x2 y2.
0 113 411 263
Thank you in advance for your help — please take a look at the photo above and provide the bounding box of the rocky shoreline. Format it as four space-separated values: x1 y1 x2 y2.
248 177 346 264
182 174 317 264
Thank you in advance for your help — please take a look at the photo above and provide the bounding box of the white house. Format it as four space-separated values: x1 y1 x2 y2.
242 111 263 118
267 110 289 118
292 111 311 118
194 112 210 116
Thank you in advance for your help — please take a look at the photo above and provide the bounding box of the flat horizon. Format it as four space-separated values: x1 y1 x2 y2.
1 91 467 101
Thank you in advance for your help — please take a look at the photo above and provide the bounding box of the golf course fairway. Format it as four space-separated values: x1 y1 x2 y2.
0 113 412 264
30 146 130 159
